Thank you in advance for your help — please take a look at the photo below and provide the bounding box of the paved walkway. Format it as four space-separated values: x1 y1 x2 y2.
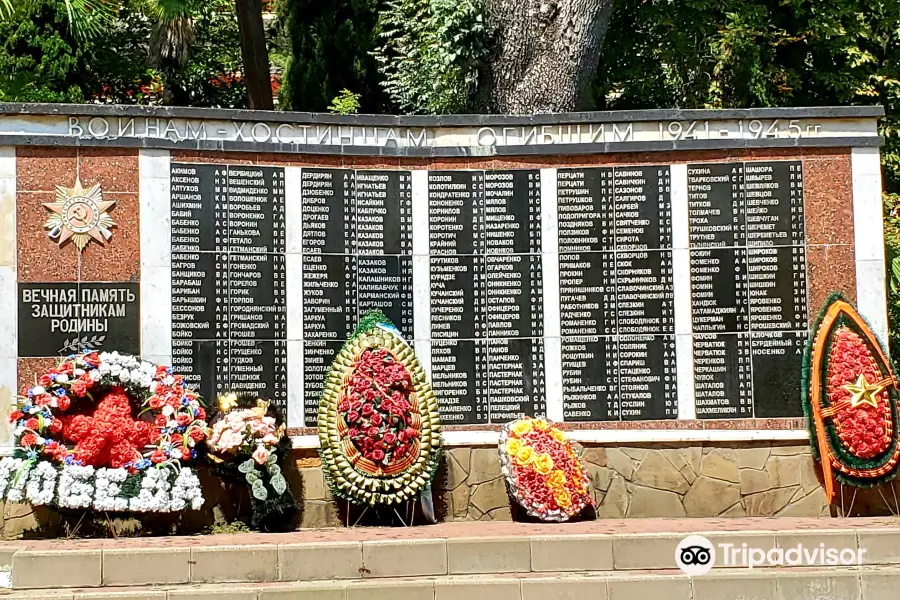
6 516 900 551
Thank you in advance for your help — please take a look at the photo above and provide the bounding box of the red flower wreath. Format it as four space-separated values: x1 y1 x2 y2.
11 352 207 471
338 348 419 466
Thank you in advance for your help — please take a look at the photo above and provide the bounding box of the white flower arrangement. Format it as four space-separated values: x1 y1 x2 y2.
0 457 204 513
94 468 129 512
57 464 95 509
0 458 24 497
25 461 57 505
5 460 32 504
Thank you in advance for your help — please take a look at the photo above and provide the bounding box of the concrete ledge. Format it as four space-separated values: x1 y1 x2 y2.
1 569 900 600
190 546 279 584
447 537 530 574
531 535 613 572
8 527 900 590
360 539 448 578
12 550 102 589
103 547 191 586
277 542 362 581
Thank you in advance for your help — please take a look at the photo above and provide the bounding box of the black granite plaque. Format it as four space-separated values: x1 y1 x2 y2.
430 339 489 424
688 163 746 247
170 163 287 413
302 339 344 426
690 248 749 333
19 282 140 357
752 330 808 417
561 336 619 421
557 166 676 421
300 168 416 426
689 160 808 418
557 168 615 252
693 333 753 418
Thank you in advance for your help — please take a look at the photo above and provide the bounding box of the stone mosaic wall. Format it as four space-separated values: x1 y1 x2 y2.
12 440 900 538
431 442 832 520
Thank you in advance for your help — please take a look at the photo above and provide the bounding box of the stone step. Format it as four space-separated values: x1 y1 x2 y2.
7 524 900 590
3 569 900 600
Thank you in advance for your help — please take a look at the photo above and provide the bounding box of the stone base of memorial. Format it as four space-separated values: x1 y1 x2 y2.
0 103 891 534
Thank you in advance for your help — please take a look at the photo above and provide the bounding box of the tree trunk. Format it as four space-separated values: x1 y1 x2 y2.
475 0 614 114
234 0 273 110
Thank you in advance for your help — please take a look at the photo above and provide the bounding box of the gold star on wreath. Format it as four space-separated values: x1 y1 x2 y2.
43 179 116 252
842 373 887 409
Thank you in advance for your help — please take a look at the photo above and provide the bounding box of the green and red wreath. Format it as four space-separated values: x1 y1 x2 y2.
802 293 900 501
318 311 442 506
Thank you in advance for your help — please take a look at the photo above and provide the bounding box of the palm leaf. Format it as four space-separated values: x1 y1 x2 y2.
62 0 119 40
889 245 900 295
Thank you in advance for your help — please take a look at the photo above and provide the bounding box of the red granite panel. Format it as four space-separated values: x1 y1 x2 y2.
171 151 257 164
78 192 140 282
16 192 80 282
16 147 78 193
803 155 854 245
17 358 58 390
256 153 342 167
79 148 139 193
341 156 402 169
806 244 856 318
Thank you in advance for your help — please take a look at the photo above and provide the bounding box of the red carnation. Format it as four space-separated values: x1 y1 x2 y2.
71 381 88 398
155 414 167 427
49 419 62 434
176 413 191 426
150 449 167 463
34 394 52 406
149 396 164 409
20 433 38 447
8 411 22 423
24 418 38 431
195 407 206 421
38 375 52 387
57 395 71 410
170 433 184 446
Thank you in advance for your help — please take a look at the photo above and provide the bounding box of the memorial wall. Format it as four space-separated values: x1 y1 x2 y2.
0 104 887 450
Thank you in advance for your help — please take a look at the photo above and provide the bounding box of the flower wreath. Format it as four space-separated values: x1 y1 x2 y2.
802 293 900 502
0 351 208 512
206 392 298 531
499 417 593 522
318 310 442 506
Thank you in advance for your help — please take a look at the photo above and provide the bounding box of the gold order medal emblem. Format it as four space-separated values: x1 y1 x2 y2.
43 179 116 251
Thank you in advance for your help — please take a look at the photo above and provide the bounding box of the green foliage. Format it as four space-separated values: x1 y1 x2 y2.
277 0 386 113
0 0 246 107
374 0 487 114
328 88 361 114
596 0 900 190
0 1 88 102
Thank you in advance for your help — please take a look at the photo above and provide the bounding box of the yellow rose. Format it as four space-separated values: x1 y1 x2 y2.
515 445 536 466
533 419 549 431
555 489 572 508
550 428 566 443
505 438 522 457
511 419 533 437
534 453 554 475
547 469 566 489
